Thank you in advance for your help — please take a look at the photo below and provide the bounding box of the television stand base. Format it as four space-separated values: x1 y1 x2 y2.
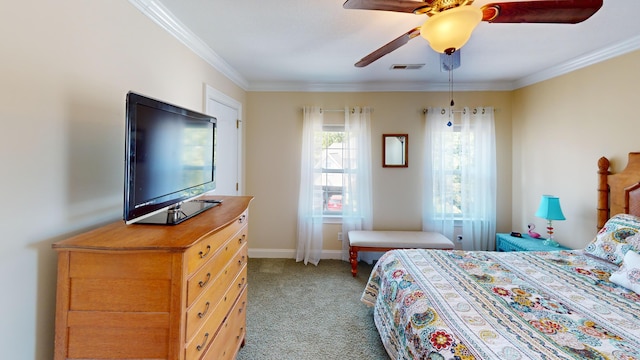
134 200 221 225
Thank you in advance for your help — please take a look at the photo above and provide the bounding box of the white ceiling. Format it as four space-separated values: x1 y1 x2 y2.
135 0 640 91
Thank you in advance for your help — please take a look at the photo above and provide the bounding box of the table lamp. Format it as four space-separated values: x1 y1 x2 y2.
535 195 565 247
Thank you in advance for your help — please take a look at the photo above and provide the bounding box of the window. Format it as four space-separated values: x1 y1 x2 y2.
423 106 496 250
316 125 345 216
297 106 373 264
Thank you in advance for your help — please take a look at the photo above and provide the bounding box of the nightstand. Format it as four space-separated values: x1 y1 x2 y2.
496 233 570 252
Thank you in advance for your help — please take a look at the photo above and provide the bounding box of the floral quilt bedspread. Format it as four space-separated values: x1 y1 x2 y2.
361 249 640 360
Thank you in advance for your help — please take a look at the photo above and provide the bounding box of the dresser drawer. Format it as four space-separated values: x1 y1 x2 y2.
185 210 248 275
185 244 247 341
200 287 247 360
186 226 247 306
185 268 247 360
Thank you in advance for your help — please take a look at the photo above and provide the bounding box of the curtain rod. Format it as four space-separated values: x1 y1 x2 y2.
322 109 349 113
317 108 374 114
423 107 494 114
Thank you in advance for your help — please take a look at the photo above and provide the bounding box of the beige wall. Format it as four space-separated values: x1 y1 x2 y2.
244 49 640 254
512 49 640 249
0 1 245 358
245 91 513 254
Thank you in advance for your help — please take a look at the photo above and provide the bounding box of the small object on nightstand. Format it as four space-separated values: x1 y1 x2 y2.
527 223 541 238
510 232 522 238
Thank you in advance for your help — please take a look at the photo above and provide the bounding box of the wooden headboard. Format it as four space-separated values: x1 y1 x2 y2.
597 152 640 230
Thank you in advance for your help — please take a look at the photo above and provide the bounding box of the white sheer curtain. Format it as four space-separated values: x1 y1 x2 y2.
423 107 457 241
296 106 323 265
423 107 497 250
341 106 373 261
461 107 496 250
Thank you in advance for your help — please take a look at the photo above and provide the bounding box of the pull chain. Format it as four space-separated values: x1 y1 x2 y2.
447 50 455 127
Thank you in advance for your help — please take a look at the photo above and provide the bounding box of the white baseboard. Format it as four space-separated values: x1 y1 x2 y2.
248 248 344 260
320 250 343 260
247 248 294 258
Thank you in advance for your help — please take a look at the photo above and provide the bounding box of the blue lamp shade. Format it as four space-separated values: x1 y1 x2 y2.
535 195 566 221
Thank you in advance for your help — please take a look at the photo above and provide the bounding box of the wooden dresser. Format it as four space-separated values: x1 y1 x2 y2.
52 196 253 360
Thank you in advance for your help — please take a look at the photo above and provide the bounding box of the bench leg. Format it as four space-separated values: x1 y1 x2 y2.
349 246 358 277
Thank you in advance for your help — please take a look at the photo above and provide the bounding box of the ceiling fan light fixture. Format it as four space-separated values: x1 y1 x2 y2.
420 6 482 54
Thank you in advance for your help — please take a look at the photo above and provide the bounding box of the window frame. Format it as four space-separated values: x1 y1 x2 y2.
318 124 345 221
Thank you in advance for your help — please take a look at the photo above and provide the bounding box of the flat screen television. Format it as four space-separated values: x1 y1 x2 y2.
124 92 219 225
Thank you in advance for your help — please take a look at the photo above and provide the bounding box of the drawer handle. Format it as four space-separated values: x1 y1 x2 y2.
198 273 211 288
238 214 246 224
196 332 209 351
198 245 211 259
238 234 246 244
197 302 210 319
238 277 245 288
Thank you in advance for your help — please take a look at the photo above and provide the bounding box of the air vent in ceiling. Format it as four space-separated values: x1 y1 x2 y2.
390 64 425 70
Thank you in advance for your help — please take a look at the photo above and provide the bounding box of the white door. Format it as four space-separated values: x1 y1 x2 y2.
205 86 242 196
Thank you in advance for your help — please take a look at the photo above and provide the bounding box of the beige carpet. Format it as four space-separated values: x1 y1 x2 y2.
236 258 388 360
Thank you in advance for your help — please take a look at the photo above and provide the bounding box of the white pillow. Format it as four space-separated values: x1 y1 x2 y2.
610 250 640 294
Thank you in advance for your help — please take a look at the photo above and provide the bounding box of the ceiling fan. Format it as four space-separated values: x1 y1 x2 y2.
344 0 604 67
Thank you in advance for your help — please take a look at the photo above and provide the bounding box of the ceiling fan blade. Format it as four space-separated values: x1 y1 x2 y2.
343 0 435 13
355 27 421 67
481 0 603 24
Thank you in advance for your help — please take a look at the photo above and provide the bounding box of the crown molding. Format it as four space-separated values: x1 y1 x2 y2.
514 34 640 89
247 81 514 92
128 0 249 90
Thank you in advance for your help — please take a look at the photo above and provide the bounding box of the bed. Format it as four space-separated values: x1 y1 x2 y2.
362 153 640 360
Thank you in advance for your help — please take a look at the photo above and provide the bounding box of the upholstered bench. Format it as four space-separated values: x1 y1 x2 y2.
348 230 454 277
